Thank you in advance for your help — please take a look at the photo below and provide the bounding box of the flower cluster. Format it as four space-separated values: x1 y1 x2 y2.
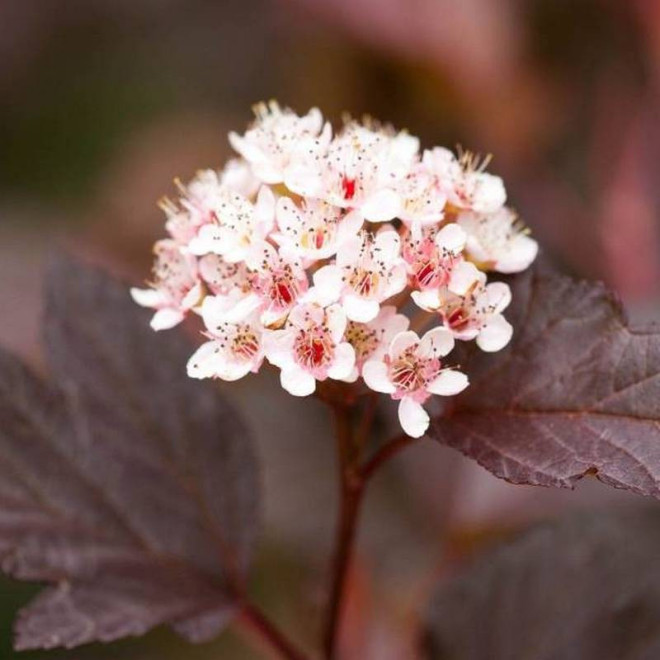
132 102 538 437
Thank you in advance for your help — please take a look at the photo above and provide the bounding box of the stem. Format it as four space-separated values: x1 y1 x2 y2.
323 402 364 659
239 601 309 660
322 401 422 659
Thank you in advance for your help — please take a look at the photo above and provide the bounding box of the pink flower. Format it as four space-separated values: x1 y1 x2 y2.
396 161 448 237
130 239 203 331
187 292 264 381
287 122 419 222
403 223 480 302
342 305 410 382
457 207 538 273
187 185 276 263
162 162 260 245
312 227 407 323
363 327 468 437
197 253 251 296
273 197 362 261
229 101 331 185
414 275 513 352
246 242 309 326
263 303 356 396
423 147 506 214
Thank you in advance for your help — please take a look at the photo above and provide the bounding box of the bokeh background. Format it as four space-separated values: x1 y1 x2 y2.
1 0 660 658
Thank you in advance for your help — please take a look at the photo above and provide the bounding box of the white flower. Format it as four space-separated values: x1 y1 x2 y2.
187 292 264 381
130 239 202 331
288 122 419 222
187 185 276 263
246 242 309 326
457 207 538 273
423 147 506 214
342 305 410 382
197 253 251 296
403 223 480 302
363 327 468 437
263 303 356 396
396 161 447 237
312 227 407 323
229 101 330 185
413 275 513 352
273 197 362 261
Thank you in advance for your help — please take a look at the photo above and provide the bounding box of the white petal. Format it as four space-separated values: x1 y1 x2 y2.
326 304 348 343
343 295 380 323
181 282 203 310
337 209 364 243
254 185 276 232
389 330 420 359
477 314 513 352
361 188 401 223
263 330 296 368
327 342 356 380
130 287 165 308
427 369 469 396
435 223 467 253
280 366 316 397
495 235 539 274
313 265 344 306
411 289 441 311
373 227 401 262
362 360 396 394
284 164 322 197
187 341 221 379
485 282 512 313
472 173 506 213
188 225 225 256
417 327 455 358
448 261 481 296
150 308 184 331
398 397 430 438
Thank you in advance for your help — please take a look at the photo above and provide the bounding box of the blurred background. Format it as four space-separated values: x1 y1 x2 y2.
1 0 660 657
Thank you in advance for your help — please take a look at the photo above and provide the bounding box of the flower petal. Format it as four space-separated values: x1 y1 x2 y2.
435 223 467 253
327 342 356 380
151 308 184 331
398 397 430 438
362 360 396 394
280 365 316 397
313 265 344 306
389 330 420 359
477 314 513 352
417 327 455 358
361 188 401 223
448 261 481 296
427 369 469 396
343 295 380 323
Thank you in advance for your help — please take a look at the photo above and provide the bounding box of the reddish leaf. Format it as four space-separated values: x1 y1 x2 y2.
424 507 660 660
432 262 660 497
0 255 260 650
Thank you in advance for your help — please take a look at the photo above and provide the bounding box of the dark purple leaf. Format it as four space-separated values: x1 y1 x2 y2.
431 261 660 497
0 255 260 650
424 507 660 660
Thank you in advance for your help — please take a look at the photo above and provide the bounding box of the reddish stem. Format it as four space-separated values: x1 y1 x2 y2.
239 601 309 660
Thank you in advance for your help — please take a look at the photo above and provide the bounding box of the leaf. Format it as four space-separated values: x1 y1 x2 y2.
0 255 260 650
423 507 660 660
431 261 660 498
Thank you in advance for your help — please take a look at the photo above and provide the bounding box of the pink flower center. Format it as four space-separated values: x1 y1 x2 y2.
294 330 333 370
388 348 441 395
232 328 260 360
341 176 356 201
